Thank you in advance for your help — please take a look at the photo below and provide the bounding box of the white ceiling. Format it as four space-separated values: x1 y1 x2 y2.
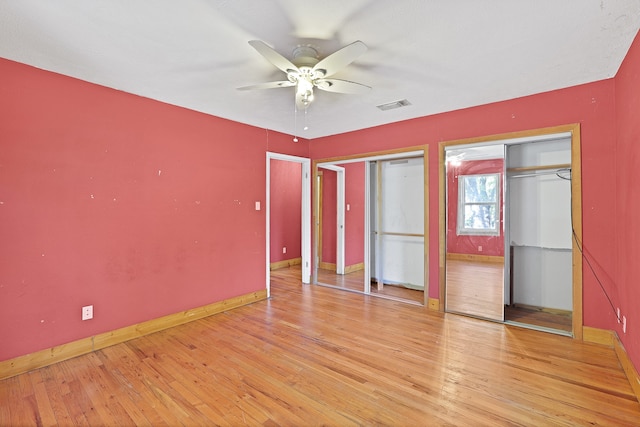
1 1 639 139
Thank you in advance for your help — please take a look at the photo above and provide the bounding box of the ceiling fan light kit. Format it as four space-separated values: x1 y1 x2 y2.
238 40 371 111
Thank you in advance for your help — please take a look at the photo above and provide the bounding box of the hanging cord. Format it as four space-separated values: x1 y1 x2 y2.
293 103 299 142
566 169 622 322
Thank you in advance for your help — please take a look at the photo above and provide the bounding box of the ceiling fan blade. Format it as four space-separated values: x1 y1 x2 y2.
248 40 299 74
237 81 295 91
313 41 367 78
315 78 371 94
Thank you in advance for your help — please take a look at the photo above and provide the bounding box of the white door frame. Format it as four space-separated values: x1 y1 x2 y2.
266 153 311 297
318 165 346 274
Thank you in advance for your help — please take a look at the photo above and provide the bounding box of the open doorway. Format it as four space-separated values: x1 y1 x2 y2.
266 153 311 297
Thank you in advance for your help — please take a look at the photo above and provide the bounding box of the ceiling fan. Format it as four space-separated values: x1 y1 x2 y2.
238 40 371 110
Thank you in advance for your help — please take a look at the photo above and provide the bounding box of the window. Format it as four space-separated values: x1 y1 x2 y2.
457 173 500 236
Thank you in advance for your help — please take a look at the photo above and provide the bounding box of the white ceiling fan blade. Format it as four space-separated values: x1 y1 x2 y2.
248 40 299 74
313 41 367 78
237 81 295 91
315 78 371 94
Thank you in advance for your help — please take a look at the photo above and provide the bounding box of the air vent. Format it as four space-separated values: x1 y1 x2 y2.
376 99 411 111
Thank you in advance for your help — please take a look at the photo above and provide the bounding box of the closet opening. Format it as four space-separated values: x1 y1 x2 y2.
439 125 583 338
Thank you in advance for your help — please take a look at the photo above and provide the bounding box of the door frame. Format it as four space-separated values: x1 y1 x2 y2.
317 165 346 274
438 124 583 339
266 152 311 296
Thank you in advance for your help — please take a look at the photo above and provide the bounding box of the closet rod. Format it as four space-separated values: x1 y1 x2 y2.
507 168 571 179
507 163 571 173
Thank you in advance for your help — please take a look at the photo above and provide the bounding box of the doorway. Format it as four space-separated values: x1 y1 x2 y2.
440 125 583 338
266 152 311 297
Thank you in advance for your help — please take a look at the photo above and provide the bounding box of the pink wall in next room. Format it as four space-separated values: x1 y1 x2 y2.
446 159 504 257
269 159 302 262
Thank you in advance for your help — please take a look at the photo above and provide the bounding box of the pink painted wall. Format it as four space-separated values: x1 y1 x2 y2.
269 159 301 262
446 159 504 256
320 169 337 264
0 58 308 361
614 30 640 372
344 162 365 267
310 79 617 310
319 163 365 267
2 30 639 376
309 39 640 372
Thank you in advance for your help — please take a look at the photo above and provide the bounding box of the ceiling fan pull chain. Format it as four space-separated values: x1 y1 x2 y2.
293 102 299 142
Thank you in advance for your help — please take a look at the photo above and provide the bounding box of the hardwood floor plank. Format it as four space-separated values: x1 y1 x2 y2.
29 371 59 427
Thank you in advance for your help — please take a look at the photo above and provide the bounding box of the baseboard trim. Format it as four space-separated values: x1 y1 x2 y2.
613 333 640 403
583 326 615 346
344 262 364 274
446 253 504 263
270 257 302 270
583 326 640 403
0 289 268 381
318 261 336 271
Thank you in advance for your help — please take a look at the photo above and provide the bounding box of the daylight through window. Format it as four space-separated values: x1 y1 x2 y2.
457 173 500 236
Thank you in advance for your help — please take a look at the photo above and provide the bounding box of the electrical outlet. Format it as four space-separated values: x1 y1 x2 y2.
622 316 627 334
478 246 483 252
82 305 93 321
282 247 287 254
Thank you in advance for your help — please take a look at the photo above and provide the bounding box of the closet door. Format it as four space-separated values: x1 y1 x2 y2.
504 139 573 334
444 145 505 322
373 158 425 294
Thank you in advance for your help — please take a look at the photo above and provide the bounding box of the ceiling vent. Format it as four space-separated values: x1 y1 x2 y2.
376 99 411 111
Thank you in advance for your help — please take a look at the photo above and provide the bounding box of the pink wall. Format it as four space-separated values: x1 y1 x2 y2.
269 159 301 262
344 162 365 267
446 159 504 256
615 30 640 372
309 38 640 371
310 80 617 309
0 58 308 361
320 169 337 264
2 30 639 375
319 163 365 267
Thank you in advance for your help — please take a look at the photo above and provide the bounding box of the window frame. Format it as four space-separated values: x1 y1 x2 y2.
456 173 501 236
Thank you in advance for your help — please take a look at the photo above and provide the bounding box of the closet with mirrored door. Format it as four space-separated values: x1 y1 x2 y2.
313 150 427 306
444 129 580 336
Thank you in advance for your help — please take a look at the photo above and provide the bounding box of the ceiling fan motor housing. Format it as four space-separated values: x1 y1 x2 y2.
292 45 320 68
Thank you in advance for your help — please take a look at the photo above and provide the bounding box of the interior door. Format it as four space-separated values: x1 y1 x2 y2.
316 162 366 292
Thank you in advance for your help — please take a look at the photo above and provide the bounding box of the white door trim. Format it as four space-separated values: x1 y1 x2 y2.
318 165 346 274
266 153 311 297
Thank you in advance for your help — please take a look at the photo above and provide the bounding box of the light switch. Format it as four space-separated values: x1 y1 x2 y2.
255 201 260 211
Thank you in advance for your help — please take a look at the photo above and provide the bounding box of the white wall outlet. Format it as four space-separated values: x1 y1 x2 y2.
478 246 483 252
282 247 287 254
255 201 260 211
82 305 93 321
622 316 627 334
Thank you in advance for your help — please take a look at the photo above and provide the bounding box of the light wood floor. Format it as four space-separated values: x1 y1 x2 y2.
446 259 505 321
1 266 639 425
446 259 573 333
317 268 425 304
